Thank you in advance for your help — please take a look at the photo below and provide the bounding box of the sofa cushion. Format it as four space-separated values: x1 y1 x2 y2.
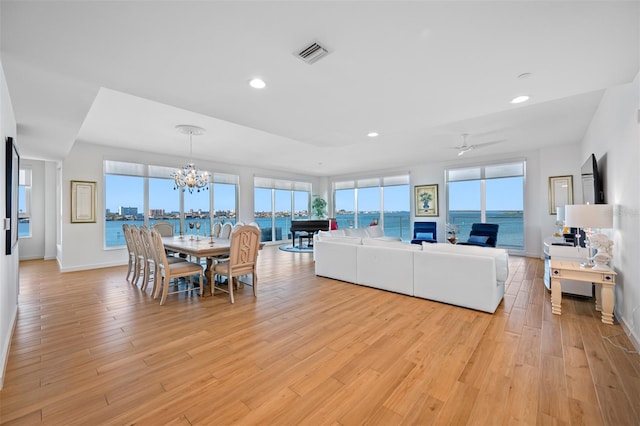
344 228 369 238
366 225 385 238
362 238 421 250
324 236 362 245
421 242 509 282
318 229 346 238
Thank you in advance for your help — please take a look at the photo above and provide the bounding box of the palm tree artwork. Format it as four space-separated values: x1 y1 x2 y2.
420 192 433 210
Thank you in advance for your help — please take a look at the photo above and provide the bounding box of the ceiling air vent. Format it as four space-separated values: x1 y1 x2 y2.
297 42 329 64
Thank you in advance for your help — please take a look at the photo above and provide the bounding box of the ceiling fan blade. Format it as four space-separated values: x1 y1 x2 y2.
457 146 473 156
471 139 507 149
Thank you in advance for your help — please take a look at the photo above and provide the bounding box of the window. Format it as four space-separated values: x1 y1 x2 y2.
105 174 144 247
104 160 238 247
446 161 525 250
213 181 238 225
254 177 312 243
333 175 411 240
18 168 32 238
149 176 180 235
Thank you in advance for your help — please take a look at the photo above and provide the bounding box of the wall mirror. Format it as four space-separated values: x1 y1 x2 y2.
549 175 573 215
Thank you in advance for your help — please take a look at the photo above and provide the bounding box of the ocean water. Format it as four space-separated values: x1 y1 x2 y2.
449 210 524 248
105 210 523 249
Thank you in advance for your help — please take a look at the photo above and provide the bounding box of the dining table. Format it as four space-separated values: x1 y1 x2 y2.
162 236 231 286
162 235 264 291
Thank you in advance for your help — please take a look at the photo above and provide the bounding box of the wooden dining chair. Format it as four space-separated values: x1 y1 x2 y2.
152 221 174 237
129 225 147 287
150 229 204 305
212 222 222 238
211 225 261 304
219 222 233 239
122 224 137 281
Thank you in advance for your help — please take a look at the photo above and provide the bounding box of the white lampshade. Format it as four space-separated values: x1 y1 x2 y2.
556 206 565 223
564 204 613 229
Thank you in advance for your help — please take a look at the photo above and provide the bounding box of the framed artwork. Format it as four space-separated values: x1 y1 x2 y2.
71 180 97 223
549 175 573 215
415 184 439 217
5 137 19 255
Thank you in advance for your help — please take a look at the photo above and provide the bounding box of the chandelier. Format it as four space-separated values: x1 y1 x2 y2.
172 125 209 193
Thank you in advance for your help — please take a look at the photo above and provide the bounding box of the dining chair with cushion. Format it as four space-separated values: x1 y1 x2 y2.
129 225 147 286
212 222 222 238
150 229 204 305
152 220 182 258
138 226 160 292
220 222 233 239
122 224 137 281
211 225 261 304
152 221 174 237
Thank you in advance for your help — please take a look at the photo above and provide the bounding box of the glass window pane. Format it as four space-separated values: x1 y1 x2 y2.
254 187 273 242
357 187 380 228
294 191 309 220
274 189 290 242
149 177 180 235
383 185 410 241
213 183 237 225
448 180 481 241
335 188 355 229
105 174 144 247
184 185 210 239
486 176 524 249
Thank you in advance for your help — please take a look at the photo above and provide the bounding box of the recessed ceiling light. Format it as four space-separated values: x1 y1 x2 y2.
367 132 379 138
510 95 530 104
249 78 266 89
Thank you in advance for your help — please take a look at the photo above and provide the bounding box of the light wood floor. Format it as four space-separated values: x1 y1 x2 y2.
1 247 639 425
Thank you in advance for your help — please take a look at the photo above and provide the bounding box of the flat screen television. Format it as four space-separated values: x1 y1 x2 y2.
581 153 604 204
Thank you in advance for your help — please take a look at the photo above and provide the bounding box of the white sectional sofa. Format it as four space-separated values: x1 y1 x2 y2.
314 231 509 313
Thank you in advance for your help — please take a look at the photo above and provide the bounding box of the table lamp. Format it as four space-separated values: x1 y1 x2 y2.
564 204 613 270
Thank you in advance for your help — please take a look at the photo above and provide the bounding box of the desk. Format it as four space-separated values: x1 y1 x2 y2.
550 260 616 324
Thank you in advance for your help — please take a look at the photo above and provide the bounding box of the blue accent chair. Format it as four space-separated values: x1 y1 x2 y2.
458 223 499 247
411 222 437 245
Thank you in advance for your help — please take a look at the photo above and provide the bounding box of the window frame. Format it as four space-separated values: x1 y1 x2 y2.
446 160 526 252
18 167 32 238
104 160 239 248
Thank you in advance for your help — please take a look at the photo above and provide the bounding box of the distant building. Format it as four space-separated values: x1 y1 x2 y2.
119 206 138 216
149 209 164 217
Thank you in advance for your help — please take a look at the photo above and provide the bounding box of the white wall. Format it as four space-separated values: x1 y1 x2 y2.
59 141 321 271
0 59 19 389
581 75 640 348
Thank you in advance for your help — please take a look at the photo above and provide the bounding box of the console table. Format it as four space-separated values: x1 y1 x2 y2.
550 260 616 324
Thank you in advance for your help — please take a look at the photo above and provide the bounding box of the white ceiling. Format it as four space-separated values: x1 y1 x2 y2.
1 1 638 176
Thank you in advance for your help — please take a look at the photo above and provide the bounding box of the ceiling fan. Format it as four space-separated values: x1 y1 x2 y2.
453 133 506 156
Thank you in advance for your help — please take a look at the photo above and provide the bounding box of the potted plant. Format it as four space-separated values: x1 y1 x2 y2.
311 196 327 219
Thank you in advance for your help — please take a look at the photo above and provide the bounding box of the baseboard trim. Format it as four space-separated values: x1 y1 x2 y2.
0 305 18 390
619 312 640 353
59 260 127 273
